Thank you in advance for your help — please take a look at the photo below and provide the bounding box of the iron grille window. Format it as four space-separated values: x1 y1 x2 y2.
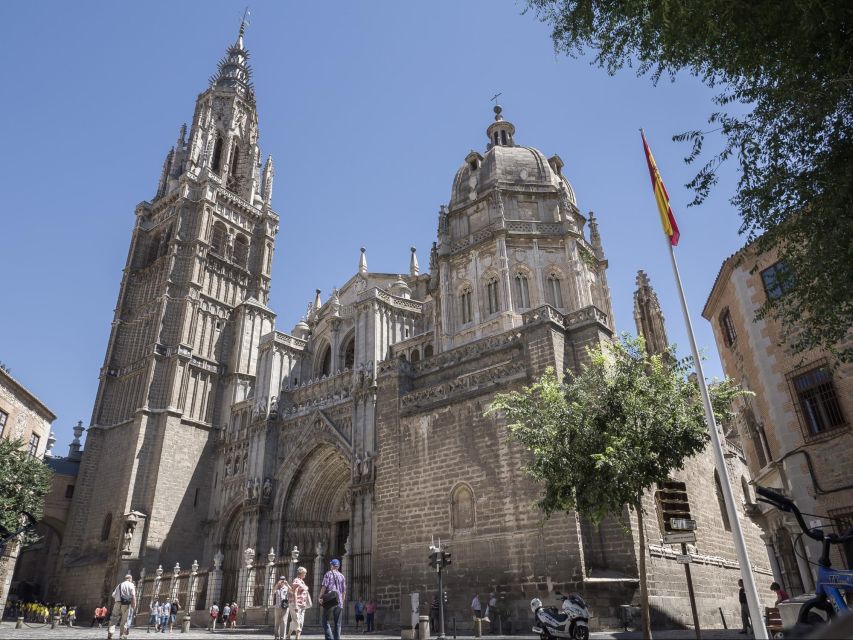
514 273 530 308
761 260 794 300
460 288 473 324
719 308 737 347
827 507 853 569
545 273 563 308
790 364 845 436
486 278 500 315
0 409 7 438
27 433 40 458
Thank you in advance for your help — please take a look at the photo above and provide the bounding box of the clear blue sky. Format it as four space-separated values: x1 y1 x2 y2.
1 1 748 452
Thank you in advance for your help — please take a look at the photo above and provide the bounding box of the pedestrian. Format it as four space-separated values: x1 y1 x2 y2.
288 566 312 640
273 575 290 640
229 603 238 628
738 579 752 635
770 582 789 606
488 593 498 633
150 599 160 631
160 600 171 633
365 598 377 633
354 598 365 631
107 573 137 640
98 604 108 627
169 600 179 632
318 558 346 640
221 602 231 632
471 593 482 620
209 602 219 631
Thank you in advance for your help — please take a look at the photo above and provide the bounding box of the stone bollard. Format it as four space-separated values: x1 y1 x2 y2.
418 615 430 640
473 617 482 637
15 617 23 629
181 614 191 633
51 615 60 629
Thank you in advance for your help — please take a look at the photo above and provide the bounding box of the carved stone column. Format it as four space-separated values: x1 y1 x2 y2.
153 565 164 601
341 536 352 624
206 551 224 610
289 546 300 581
313 541 326 624
265 548 276 625
184 560 199 632
240 547 256 612
169 562 181 602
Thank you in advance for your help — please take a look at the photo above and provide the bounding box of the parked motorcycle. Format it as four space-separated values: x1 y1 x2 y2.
531 590 590 640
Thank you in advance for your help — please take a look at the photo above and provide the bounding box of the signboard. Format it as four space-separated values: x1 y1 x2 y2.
670 518 697 530
664 531 696 544
676 554 692 564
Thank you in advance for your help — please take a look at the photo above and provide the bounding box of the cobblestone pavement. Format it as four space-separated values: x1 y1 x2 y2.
0 622 754 640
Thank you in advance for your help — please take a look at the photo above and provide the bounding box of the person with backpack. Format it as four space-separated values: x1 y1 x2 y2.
318 559 346 640
107 574 137 640
169 600 179 632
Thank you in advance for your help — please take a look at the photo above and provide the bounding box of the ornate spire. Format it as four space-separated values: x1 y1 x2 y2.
261 155 275 204
210 19 254 100
633 270 669 356
409 247 419 276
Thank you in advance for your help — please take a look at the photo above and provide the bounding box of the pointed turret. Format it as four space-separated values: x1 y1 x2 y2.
588 211 605 260
359 247 368 275
409 247 419 276
261 155 275 204
633 270 669 356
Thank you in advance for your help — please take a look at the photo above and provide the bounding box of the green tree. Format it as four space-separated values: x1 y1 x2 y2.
488 335 745 638
0 438 53 543
526 0 853 360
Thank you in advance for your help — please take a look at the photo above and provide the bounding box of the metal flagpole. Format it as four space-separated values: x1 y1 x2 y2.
666 240 767 639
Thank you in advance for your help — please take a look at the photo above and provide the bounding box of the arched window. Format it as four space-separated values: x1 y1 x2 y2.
715 470 731 531
210 222 226 256
493 132 499 146
343 337 355 370
500 130 508 145
100 512 113 541
485 276 500 315
424 344 433 358
211 136 223 172
411 349 420 363
546 272 564 308
460 286 473 324
320 345 332 377
230 144 240 178
450 484 475 530
514 272 530 308
233 234 249 268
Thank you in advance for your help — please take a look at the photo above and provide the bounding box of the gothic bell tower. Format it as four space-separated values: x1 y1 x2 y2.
58 22 280 602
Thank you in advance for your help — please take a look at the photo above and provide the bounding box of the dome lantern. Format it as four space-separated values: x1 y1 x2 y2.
486 105 516 149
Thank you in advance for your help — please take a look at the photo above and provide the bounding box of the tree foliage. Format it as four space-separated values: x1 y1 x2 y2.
527 0 853 360
489 335 742 522
0 438 53 541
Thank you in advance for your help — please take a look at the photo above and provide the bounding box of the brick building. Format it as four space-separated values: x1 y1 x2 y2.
703 242 853 596
51 25 771 630
0 366 55 617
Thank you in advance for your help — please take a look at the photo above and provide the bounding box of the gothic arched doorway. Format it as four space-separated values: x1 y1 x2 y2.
280 445 351 586
221 511 242 605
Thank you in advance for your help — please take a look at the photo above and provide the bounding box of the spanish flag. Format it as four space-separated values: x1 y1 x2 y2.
641 130 680 246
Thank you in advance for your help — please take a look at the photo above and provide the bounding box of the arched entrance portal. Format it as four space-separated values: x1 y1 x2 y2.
280 445 351 582
221 511 242 605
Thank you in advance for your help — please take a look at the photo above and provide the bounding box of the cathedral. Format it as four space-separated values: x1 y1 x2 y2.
53 26 771 629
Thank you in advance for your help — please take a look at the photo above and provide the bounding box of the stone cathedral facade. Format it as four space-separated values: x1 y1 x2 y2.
55 28 770 629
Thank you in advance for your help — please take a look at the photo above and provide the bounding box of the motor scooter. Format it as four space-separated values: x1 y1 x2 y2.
531 590 590 640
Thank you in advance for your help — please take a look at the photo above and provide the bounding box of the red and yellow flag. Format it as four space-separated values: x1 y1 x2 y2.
640 130 680 246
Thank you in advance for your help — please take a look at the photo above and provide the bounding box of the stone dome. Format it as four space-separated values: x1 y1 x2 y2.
449 108 577 210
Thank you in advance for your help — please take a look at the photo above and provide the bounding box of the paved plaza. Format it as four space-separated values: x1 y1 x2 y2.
0 622 756 640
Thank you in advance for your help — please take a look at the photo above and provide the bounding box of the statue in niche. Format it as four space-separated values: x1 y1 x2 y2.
224 457 231 476
262 478 272 502
121 520 136 555
246 478 254 500
213 550 224 571
253 477 261 501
